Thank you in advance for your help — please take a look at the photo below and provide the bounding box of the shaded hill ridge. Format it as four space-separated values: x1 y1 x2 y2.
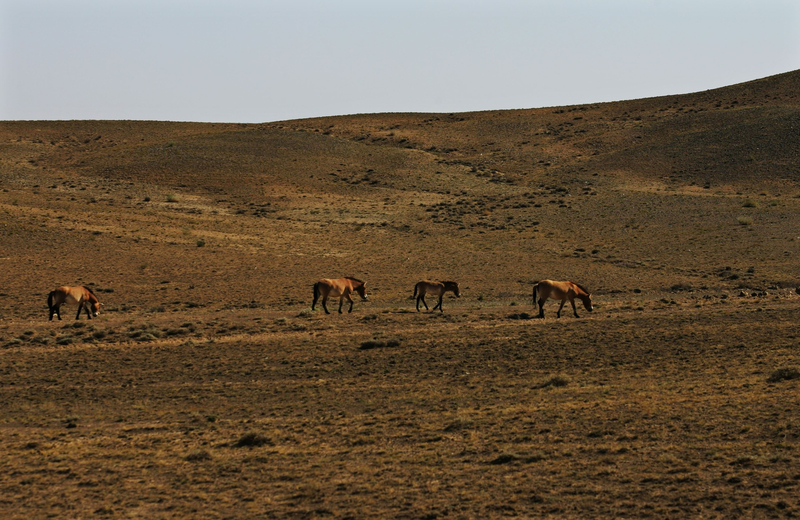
269 68 800 188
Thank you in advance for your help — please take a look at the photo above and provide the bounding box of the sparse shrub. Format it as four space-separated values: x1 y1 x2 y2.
56 336 74 345
444 417 474 432
767 367 800 383
92 330 107 339
742 200 757 208
737 216 753 226
166 193 179 203
359 339 401 350
185 449 212 461
180 322 196 332
507 312 533 320
143 196 151 202
538 375 570 388
489 453 519 465
234 432 271 448
196 239 206 247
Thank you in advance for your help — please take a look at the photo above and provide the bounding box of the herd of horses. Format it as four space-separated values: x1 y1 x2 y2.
309 277 592 317
47 278 593 321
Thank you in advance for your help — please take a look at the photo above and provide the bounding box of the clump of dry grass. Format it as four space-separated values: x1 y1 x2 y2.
234 432 271 448
185 449 212 461
537 374 570 388
767 367 800 383
359 338 401 350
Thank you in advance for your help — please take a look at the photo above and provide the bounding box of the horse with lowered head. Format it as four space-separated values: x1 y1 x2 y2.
413 280 461 312
48 286 102 321
312 277 368 314
532 280 593 318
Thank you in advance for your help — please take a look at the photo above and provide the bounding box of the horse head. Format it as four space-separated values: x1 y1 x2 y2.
355 282 369 301
90 300 102 317
445 281 461 297
580 293 593 313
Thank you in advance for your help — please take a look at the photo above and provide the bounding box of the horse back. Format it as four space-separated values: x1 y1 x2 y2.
54 285 90 305
318 278 351 297
417 280 444 295
539 280 573 299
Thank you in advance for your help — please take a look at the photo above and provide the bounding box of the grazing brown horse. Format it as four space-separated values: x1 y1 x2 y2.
532 280 593 318
413 280 461 312
48 286 102 321
312 277 368 314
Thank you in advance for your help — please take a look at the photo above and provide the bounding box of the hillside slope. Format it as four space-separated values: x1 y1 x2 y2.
1 70 799 321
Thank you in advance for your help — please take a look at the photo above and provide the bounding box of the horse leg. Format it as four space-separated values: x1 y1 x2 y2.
322 295 330 314
85 303 93 319
311 286 319 311
338 296 344 314
416 295 421 312
434 295 444 312
75 302 84 320
55 305 62 320
570 297 579 318
537 299 546 318
420 295 429 311
345 294 354 313
556 299 566 318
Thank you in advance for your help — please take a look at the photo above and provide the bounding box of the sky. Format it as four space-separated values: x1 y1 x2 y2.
1 0 799 123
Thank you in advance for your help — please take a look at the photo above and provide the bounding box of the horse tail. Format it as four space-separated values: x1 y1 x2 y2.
532 283 539 305
47 291 54 309
413 282 418 299
313 282 320 301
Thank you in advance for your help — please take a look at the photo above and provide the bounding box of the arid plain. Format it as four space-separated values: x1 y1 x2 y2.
2 70 800 518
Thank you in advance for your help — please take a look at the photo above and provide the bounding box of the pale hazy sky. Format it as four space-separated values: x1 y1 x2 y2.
2 0 799 123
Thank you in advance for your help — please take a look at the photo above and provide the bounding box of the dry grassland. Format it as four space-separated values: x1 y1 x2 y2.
1 70 800 518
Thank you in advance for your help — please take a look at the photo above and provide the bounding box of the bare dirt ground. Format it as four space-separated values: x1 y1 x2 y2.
1 70 800 518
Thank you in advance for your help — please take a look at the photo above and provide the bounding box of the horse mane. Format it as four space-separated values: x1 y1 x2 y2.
345 277 365 285
573 282 590 295
83 286 97 297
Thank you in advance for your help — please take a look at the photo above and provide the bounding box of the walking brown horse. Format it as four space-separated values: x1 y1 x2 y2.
532 280 593 318
48 286 102 320
413 280 461 312
312 277 369 314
